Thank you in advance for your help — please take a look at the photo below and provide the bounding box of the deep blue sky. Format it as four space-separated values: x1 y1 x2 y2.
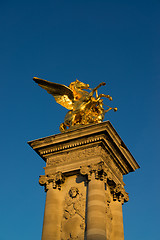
0 1 159 239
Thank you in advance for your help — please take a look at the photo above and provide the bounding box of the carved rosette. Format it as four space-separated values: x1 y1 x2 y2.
111 184 129 204
39 171 65 191
80 161 113 183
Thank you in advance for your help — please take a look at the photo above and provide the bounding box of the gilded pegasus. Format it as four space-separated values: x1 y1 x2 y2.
33 77 117 132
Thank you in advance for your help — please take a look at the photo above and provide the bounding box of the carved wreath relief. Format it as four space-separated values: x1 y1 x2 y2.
61 187 85 240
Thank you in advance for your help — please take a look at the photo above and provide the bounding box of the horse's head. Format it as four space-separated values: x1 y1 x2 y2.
69 79 90 101
69 79 89 91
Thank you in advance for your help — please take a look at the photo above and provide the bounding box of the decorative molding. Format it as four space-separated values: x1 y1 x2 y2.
47 145 105 166
40 136 104 156
80 161 113 183
39 171 65 191
28 121 140 175
80 161 128 204
110 184 129 204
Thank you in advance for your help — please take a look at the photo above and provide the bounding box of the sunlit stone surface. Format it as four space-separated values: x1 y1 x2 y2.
28 121 139 240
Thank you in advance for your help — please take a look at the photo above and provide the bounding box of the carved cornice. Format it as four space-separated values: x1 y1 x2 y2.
45 144 125 186
110 184 129 204
40 136 104 157
28 121 140 175
39 171 65 191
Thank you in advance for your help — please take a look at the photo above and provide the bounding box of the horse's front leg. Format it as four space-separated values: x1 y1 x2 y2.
97 94 112 101
71 113 77 126
95 90 98 99
89 82 106 97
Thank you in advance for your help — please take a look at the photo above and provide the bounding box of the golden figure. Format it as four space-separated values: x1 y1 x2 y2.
33 77 117 132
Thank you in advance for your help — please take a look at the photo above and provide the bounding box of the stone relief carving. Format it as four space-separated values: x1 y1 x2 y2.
111 183 129 204
80 161 128 204
61 187 85 240
47 145 105 166
39 171 65 191
80 161 113 183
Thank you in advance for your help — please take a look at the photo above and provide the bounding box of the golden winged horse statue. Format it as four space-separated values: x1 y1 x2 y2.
33 77 117 132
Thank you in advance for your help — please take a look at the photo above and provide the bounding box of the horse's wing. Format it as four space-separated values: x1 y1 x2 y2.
33 77 74 110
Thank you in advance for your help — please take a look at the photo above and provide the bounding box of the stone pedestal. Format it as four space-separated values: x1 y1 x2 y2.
28 121 139 240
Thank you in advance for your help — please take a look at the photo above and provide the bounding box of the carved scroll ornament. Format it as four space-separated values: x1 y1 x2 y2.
80 161 113 183
39 171 65 191
111 184 129 204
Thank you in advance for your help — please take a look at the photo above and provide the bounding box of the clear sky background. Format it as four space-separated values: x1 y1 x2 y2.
0 0 159 239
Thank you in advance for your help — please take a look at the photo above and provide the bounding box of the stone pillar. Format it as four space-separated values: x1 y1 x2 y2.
39 172 64 240
87 175 106 240
110 201 124 240
80 161 129 240
42 187 61 240
110 184 129 240
28 121 140 240
80 162 111 240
